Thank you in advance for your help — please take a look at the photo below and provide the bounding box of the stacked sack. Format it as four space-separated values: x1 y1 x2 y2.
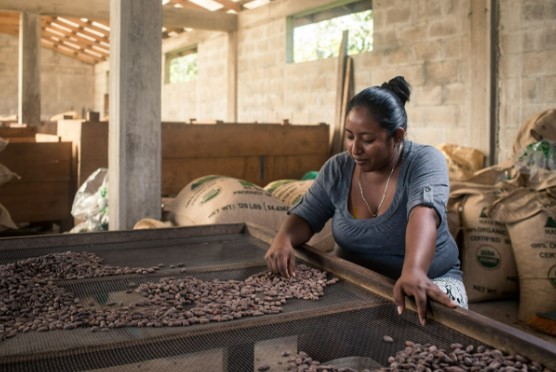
168 175 289 232
264 179 335 252
448 162 523 303
488 173 556 323
440 142 521 303
448 108 556 324
167 174 336 253
489 109 556 323
0 137 19 232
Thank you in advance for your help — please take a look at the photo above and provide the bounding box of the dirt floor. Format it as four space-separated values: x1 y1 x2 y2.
469 300 556 345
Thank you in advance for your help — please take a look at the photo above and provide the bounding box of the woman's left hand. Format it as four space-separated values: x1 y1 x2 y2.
393 268 458 326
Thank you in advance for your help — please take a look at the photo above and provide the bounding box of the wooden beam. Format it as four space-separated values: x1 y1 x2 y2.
61 17 110 38
0 0 110 20
49 18 110 44
45 18 110 52
42 29 109 57
41 39 101 64
162 26 186 39
170 0 208 11
0 0 238 31
0 26 17 35
163 6 237 31
213 0 242 13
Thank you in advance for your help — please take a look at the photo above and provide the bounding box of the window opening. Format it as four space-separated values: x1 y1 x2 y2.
287 0 373 63
165 46 198 84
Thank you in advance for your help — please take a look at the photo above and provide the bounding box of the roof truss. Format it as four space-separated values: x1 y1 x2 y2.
0 0 271 64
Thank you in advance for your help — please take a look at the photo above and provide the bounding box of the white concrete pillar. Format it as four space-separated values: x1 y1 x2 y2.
18 12 41 127
109 0 162 230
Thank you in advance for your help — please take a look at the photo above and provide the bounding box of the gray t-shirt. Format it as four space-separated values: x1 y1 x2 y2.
289 140 462 281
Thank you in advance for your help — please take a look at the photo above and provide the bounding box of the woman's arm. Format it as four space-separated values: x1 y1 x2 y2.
264 214 314 278
393 206 458 325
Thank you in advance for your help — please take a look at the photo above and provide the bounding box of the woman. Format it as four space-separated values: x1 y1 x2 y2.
265 76 467 325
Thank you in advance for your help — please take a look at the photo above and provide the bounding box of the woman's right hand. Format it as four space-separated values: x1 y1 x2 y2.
264 214 314 279
264 233 296 278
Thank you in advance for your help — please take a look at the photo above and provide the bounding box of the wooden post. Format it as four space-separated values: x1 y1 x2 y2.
470 0 493 164
330 30 349 156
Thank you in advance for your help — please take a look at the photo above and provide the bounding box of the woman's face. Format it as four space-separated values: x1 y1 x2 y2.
345 106 397 173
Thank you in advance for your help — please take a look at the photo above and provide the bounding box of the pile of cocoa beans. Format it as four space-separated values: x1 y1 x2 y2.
0 251 337 342
279 341 551 372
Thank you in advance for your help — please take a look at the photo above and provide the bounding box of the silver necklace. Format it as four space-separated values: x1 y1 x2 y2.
357 144 401 218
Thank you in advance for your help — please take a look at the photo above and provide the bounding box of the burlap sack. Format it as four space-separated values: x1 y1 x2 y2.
268 180 313 206
169 175 289 231
0 163 20 187
0 137 8 152
448 162 526 302
489 187 556 322
437 143 486 181
266 179 335 252
0 202 17 230
133 218 173 230
450 185 518 302
263 179 297 194
511 108 556 160
446 196 463 244
448 160 522 241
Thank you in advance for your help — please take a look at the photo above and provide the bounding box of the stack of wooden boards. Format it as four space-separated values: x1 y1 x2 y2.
0 121 330 231
0 127 73 228
57 120 330 196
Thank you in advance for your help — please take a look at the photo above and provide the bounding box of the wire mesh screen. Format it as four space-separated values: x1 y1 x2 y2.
1 227 551 371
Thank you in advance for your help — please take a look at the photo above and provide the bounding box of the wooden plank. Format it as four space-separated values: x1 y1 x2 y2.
0 126 38 139
330 30 349 156
57 120 108 185
162 157 247 196
0 0 237 31
0 141 72 224
58 121 329 192
162 153 328 196
470 0 493 163
0 142 71 182
334 55 353 154
161 123 329 157
0 181 71 223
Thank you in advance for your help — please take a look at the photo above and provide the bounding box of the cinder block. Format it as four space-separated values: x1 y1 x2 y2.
425 60 461 84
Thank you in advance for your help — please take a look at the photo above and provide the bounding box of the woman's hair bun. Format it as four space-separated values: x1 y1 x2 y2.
380 76 411 106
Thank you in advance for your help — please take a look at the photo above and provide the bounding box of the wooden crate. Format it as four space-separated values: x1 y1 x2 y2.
0 126 38 142
57 120 108 191
58 121 330 196
0 141 73 225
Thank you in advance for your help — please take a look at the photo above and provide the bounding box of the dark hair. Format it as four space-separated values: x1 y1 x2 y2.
346 76 411 137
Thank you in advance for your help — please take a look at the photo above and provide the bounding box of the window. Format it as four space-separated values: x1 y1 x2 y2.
165 46 198 84
286 0 373 63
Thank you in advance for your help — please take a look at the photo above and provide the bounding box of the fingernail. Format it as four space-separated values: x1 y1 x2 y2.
397 306 403 315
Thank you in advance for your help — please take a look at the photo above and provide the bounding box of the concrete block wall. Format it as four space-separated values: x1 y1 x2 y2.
82 0 554 164
1 1 553 165
352 0 471 149
498 0 556 162
0 34 94 120
41 48 95 119
232 0 477 152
